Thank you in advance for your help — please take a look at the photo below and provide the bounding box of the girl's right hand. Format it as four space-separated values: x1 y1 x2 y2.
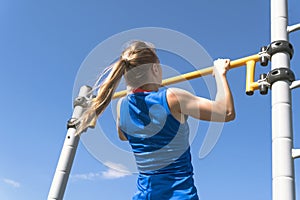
213 58 230 76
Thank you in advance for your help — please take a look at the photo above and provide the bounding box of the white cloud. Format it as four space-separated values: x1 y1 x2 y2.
71 162 131 181
71 172 101 181
3 178 21 188
101 161 131 179
101 168 130 179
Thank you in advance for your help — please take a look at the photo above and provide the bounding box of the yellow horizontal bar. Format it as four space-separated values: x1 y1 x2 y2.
112 54 261 99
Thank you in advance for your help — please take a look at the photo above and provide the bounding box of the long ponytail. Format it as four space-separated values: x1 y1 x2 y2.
76 59 127 135
75 40 159 135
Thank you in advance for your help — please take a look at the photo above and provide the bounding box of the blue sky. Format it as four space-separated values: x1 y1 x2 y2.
0 0 300 200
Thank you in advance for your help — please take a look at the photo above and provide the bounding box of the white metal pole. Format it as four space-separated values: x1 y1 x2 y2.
270 0 295 199
48 85 92 200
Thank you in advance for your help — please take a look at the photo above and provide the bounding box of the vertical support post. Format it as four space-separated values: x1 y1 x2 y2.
270 0 295 200
48 85 92 200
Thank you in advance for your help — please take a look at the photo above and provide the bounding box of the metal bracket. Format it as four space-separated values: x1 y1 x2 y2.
73 96 90 108
67 94 92 130
258 73 270 95
259 46 270 66
292 149 300 159
287 23 300 33
67 118 78 129
259 40 294 67
267 68 295 86
290 80 300 90
266 40 294 59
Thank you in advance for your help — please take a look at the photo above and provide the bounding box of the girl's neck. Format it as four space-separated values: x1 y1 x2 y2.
129 84 160 93
140 84 160 91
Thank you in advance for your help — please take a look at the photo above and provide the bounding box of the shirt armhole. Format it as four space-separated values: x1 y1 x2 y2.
164 88 188 124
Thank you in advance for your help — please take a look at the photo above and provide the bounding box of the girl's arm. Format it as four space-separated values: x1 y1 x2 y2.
167 59 235 122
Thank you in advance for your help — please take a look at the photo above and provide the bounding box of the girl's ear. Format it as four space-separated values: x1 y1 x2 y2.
151 63 159 74
150 63 162 84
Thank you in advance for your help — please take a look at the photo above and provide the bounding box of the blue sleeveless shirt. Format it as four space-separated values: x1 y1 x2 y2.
119 88 199 200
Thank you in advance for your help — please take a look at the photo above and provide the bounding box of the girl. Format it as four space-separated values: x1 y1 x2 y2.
77 41 235 199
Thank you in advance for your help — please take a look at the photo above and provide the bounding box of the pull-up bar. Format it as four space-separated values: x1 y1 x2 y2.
112 53 262 99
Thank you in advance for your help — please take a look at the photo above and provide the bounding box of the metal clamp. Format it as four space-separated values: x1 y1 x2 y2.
266 40 294 59
67 118 79 129
68 95 92 129
258 73 269 95
267 68 295 85
73 96 90 108
259 40 294 67
259 46 269 66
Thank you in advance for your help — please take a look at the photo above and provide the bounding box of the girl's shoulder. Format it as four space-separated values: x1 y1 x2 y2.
165 87 189 123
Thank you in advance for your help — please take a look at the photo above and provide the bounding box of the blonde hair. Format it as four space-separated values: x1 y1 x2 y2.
76 41 159 135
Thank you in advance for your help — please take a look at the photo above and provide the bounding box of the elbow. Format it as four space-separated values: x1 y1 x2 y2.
224 110 236 122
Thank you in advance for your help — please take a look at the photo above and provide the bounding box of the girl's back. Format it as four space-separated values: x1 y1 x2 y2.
119 88 199 199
